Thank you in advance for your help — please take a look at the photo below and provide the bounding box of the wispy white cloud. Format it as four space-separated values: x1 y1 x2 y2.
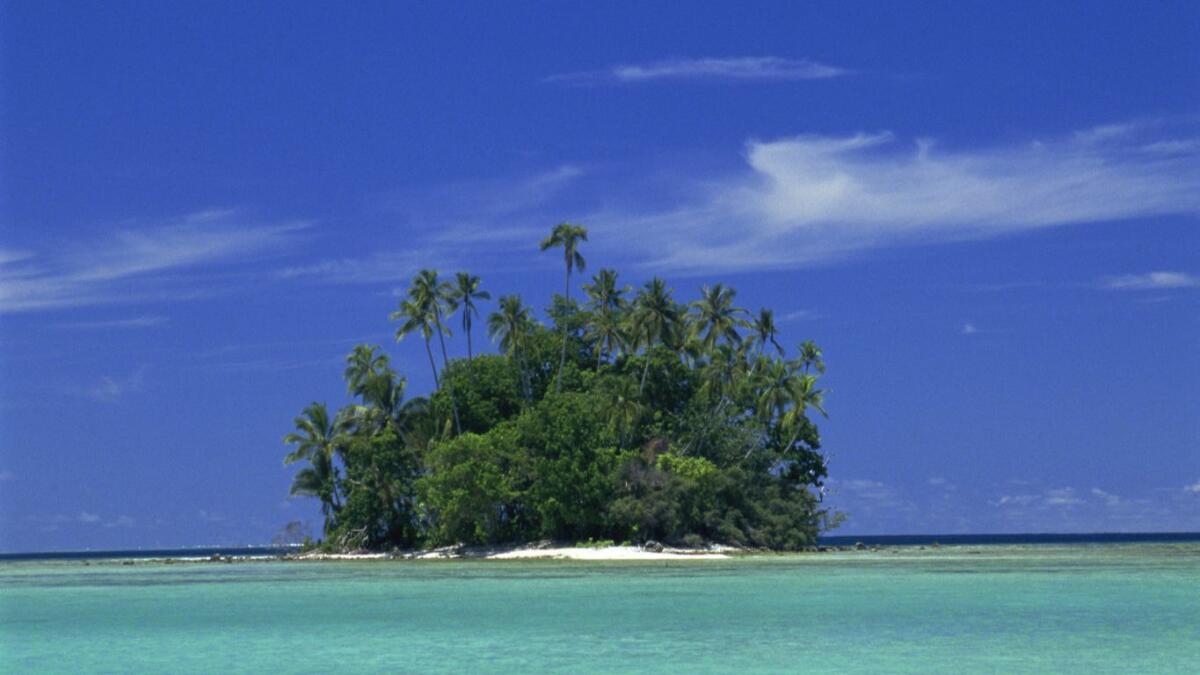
1043 487 1085 506
779 309 819 322
78 511 101 524
103 515 135 529
276 250 441 285
82 366 147 403
547 56 847 84
0 249 34 266
960 322 979 335
272 119 1200 287
55 315 170 330
824 472 1200 535
198 509 225 523
1101 271 1199 291
586 120 1200 274
0 210 308 313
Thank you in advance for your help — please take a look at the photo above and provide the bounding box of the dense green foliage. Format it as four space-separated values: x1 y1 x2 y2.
283 226 839 551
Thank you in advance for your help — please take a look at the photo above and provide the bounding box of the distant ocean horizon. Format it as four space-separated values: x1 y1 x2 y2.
3 530 1199 561
5 538 1199 672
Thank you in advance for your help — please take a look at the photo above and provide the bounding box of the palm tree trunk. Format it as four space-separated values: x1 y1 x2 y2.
434 315 462 434
466 320 474 362
425 338 439 387
639 353 651 395
556 268 570 393
466 321 477 388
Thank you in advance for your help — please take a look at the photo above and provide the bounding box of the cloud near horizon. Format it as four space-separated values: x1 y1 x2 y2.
546 56 847 85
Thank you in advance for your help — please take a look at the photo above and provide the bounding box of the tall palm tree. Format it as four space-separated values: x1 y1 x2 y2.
629 277 682 394
688 283 746 352
798 340 825 374
450 272 490 364
539 222 588 392
391 297 440 387
488 294 535 400
410 269 455 372
406 269 461 433
283 402 352 528
750 308 784 357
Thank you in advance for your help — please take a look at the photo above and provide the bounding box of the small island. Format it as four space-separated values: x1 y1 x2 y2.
283 223 838 555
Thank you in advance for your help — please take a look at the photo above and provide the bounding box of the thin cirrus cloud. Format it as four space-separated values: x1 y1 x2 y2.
0 210 309 313
1101 271 1199 291
310 119 1199 281
81 365 148 403
546 56 847 84
55 316 170 330
587 119 1200 274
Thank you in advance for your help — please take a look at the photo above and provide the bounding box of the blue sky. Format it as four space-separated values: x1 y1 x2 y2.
2 1 1198 552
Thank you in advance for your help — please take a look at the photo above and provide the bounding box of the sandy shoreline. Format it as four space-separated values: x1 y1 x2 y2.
297 544 734 561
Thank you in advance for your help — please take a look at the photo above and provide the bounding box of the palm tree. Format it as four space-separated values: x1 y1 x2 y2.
450 272 490 364
750 309 784 357
689 283 746 352
781 372 828 449
539 222 588 393
697 343 745 409
410 270 455 372
584 268 627 313
586 308 627 369
391 297 440 387
283 402 352 529
288 453 337 530
798 340 825 374
629 277 682 394
752 358 796 427
488 294 535 400
405 270 461 433
598 377 643 449
344 344 391 400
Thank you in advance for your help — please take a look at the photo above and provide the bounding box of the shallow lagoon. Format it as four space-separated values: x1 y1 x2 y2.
3 544 1198 673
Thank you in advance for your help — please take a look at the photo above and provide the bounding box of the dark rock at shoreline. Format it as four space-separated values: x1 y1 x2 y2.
854 541 866 550
644 540 664 553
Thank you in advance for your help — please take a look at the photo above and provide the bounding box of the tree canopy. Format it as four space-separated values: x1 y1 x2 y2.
283 226 839 551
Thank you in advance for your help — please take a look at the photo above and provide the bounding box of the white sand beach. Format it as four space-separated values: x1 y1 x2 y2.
296 544 733 561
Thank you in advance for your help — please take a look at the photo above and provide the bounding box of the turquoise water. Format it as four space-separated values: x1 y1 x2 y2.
3 544 1198 673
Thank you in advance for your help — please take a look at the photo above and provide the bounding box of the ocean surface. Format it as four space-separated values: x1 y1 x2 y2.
2 539 1198 673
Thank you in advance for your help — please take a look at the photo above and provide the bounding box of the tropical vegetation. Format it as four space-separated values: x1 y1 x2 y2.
283 223 839 551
